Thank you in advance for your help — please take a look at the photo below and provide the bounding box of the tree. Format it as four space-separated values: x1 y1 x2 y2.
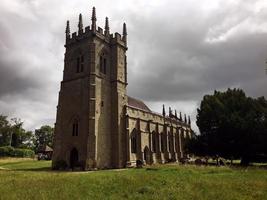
0 116 33 148
189 88 267 165
10 118 33 149
34 125 54 151
0 115 11 146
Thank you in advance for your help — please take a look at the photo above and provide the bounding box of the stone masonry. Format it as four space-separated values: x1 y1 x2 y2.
52 7 192 170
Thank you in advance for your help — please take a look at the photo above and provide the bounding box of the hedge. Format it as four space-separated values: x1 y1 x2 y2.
0 146 35 158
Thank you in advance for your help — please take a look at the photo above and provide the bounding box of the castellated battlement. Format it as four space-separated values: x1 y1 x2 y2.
53 6 193 171
126 105 191 129
97 27 103 34
65 7 127 48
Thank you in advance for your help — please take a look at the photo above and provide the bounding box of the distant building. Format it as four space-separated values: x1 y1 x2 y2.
52 7 193 170
37 145 53 160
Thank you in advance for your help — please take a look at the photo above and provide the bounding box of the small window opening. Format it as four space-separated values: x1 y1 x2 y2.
76 55 84 73
103 58 106 74
100 54 107 75
100 56 103 73
76 57 80 73
80 55 84 72
72 122 78 136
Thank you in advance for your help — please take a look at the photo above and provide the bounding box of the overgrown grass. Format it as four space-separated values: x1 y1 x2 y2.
0 158 267 200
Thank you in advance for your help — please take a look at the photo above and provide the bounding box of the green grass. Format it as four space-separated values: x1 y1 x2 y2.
0 158 267 200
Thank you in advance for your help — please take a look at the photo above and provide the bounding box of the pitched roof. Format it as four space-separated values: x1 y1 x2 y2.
37 145 53 152
127 96 151 112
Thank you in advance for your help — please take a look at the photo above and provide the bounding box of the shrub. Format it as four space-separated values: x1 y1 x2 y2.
10 148 35 158
0 146 34 158
0 146 15 156
136 159 143 168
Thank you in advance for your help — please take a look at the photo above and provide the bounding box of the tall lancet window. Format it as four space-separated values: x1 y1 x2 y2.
100 52 107 74
100 56 103 73
76 57 80 73
80 55 84 72
103 57 106 74
168 135 172 152
72 120 79 136
76 55 84 73
131 129 137 153
152 132 157 153
160 133 165 152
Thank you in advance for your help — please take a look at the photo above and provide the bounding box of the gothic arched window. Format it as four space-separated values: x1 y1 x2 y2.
181 129 185 139
76 55 84 73
168 133 172 152
100 52 107 74
131 130 137 153
80 55 84 72
72 120 79 136
76 57 80 73
160 133 164 152
100 56 103 73
152 132 157 153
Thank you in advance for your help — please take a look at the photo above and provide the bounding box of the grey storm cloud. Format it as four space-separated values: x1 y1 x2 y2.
0 0 267 131
125 1 267 102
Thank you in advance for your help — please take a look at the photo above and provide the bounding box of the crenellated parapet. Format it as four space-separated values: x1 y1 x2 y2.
126 105 191 129
64 7 127 49
161 104 191 127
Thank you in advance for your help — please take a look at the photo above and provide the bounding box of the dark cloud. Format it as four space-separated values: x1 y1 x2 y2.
125 1 267 104
0 0 267 131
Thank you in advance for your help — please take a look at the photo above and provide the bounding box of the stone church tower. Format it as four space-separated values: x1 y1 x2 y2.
52 7 128 170
53 7 193 170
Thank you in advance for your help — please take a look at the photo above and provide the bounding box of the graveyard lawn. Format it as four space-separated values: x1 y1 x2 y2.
0 158 267 200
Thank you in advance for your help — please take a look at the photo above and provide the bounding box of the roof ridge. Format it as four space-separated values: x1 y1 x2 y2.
127 96 151 112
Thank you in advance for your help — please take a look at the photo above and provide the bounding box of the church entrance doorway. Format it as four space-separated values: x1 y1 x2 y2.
70 148 79 170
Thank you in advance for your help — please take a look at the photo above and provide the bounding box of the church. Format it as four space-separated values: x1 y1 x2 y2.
52 7 193 170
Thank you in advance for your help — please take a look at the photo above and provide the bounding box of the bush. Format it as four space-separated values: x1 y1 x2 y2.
10 148 35 158
52 160 68 170
0 146 34 158
136 159 143 168
0 146 14 156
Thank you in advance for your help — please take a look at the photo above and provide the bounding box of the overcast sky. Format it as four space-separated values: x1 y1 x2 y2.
1 0 267 132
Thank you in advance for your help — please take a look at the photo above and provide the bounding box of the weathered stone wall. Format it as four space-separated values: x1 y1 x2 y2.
52 39 92 167
94 38 112 169
126 105 192 166
52 9 192 170
52 22 128 170
110 36 128 168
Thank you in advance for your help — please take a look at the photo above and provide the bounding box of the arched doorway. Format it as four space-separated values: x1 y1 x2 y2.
144 146 151 165
70 148 79 170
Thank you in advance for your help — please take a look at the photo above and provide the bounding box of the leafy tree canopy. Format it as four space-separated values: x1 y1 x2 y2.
188 88 267 165
0 116 33 148
34 125 54 151
0 115 11 146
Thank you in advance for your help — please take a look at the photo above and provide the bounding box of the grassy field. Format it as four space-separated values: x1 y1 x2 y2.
0 158 267 200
